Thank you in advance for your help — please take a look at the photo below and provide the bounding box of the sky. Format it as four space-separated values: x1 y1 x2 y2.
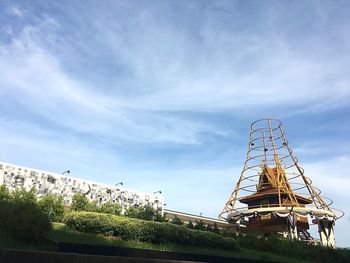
0 0 349 247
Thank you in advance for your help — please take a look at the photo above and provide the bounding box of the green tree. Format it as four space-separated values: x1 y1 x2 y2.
0 184 12 225
9 201 51 243
125 206 139 218
0 184 11 202
194 220 206 231
206 224 213 232
154 210 167 222
187 220 194 229
0 186 51 243
38 194 64 222
171 216 183 225
212 223 220 234
126 205 158 221
139 205 156 220
12 187 37 204
87 201 99 212
99 201 122 215
71 193 89 211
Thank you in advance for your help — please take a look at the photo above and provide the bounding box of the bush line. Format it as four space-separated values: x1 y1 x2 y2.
64 211 239 251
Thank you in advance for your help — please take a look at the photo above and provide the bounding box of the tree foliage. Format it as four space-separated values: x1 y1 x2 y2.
38 194 64 222
12 187 37 204
126 205 165 222
0 185 51 243
0 184 11 202
70 193 121 215
71 193 89 211
171 216 183 225
211 223 220 234
194 219 206 231
64 211 239 250
99 201 122 215
187 220 194 229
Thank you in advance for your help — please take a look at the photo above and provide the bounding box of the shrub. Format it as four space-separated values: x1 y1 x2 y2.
126 205 166 222
126 205 156 221
0 184 11 202
211 223 220 234
187 220 194 229
64 211 239 251
38 194 65 222
171 216 183 225
12 187 37 203
99 202 122 215
154 211 167 222
8 201 51 242
236 234 350 263
0 185 51 243
70 193 122 216
194 219 206 231
0 185 12 226
71 193 89 211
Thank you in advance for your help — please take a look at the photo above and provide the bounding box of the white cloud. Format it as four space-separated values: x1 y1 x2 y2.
2 4 350 147
303 155 350 247
0 118 123 181
0 2 349 247
82 2 350 111
9 6 25 17
304 155 350 200
0 16 225 145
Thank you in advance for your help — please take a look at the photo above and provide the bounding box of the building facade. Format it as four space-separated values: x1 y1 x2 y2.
0 161 164 214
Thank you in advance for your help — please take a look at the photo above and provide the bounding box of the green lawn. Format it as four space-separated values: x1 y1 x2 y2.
0 223 314 263
0 227 55 252
46 223 313 263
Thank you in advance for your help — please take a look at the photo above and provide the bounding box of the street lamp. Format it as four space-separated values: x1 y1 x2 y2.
62 170 70 175
115 182 123 186
153 191 162 194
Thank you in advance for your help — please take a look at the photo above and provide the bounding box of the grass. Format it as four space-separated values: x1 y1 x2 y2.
47 223 313 263
0 223 315 263
0 227 55 252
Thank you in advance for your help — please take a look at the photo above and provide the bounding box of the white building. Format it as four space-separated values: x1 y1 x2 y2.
0 161 164 214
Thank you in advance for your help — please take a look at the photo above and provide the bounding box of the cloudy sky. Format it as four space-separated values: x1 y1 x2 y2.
0 0 349 247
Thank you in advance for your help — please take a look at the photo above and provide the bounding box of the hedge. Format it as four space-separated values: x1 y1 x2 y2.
0 186 51 243
64 211 238 251
237 234 350 263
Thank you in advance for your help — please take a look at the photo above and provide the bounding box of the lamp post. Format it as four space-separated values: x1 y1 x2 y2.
105 188 112 202
152 191 162 216
114 182 124 213
62 170 70 175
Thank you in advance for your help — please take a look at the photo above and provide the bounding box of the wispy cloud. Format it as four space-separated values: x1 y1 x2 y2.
79 1 350 112
303 155 350 201
0 1 349 246
1 3 350 145
8 6 25 17
0 12 225 145
303 155 350 248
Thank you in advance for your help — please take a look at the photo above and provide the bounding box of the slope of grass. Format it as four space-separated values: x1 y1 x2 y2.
47 223 313 263
0 223 315 263
0 227 54 252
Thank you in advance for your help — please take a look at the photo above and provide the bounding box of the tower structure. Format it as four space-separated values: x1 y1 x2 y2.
219 119 343 247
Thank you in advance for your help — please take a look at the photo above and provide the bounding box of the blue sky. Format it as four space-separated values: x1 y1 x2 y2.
0 0 349 247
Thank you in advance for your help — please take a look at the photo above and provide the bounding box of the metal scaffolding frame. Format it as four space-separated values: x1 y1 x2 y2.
219 119 343 247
